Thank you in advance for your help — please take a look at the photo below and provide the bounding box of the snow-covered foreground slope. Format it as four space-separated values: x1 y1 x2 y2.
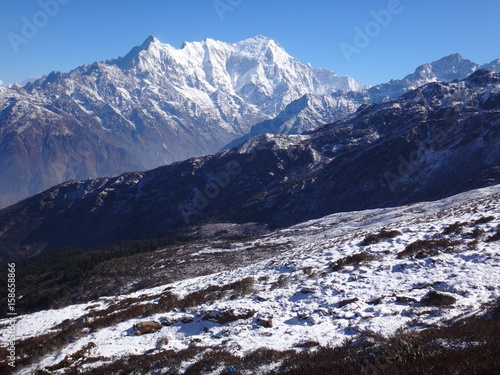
3 185 500 374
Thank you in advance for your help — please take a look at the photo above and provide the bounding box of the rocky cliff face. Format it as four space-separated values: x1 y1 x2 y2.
0 35 363 208
1 70 498 258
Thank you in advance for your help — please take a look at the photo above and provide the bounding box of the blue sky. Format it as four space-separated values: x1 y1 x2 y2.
0 0 499 86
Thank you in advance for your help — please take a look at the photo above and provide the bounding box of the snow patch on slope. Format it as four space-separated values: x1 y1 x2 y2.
4 184 500 373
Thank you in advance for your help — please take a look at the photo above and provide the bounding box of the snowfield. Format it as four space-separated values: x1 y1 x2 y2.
2 184 500 374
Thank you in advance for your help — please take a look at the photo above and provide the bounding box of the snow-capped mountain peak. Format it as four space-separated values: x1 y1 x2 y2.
141 34 161 49
0 35 366 208
483 58 500 72
403 53 478 89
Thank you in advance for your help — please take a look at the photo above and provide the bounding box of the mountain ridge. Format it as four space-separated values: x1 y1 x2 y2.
226 53 500 148
1 70 498 259
0 35 364 208
1 36 498 209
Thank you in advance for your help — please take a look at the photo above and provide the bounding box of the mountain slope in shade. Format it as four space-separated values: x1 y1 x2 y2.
228 54 500 148
0 70 498 258
0 35 364 208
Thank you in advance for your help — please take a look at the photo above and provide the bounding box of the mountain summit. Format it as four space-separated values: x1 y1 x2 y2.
227 53 500 147
0 35 362 208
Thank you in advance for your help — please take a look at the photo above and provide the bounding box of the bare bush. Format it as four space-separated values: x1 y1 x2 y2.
443 221 469 235
181 277 255 309
270 274 290 290
361 229 402 246
398 238 460 259
473 216 495 225
330 251 382 271
486 231 500 242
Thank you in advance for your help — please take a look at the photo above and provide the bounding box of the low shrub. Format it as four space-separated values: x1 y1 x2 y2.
330 252 382 271
75 348 200 375
486 231 500 242
181 277 255 309
37 299 500 375
295 340 321 348
473 216 495 225
46 342 97 372
361 229 402 246
398 238 460 259
270 274 290 290
276 299 500 375
185 349 239 375
443 221 469 235
471 228 485 238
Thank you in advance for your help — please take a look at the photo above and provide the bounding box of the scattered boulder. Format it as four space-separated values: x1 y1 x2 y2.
160 317 177 326
338 298 359 308
420 291 457 306
297 311 309 321
203 308 256 324
396 296 418 304
181 315 195 324
300 287 317 294
257 314 274 328
133 321 162 336
367 296 385 305
159 315 194 326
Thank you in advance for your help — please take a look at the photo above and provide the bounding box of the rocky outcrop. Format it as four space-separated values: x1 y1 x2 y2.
420 291 457 307
133 321 162 335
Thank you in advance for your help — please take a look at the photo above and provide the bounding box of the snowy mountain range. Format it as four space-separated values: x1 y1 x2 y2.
227 53 500 148
0 35 363 208
1 70 498 260
0 35 498 209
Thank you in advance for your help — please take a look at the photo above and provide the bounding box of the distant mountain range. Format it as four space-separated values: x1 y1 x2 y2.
0 35 498 208
225 53 500 148
1 69 498 260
